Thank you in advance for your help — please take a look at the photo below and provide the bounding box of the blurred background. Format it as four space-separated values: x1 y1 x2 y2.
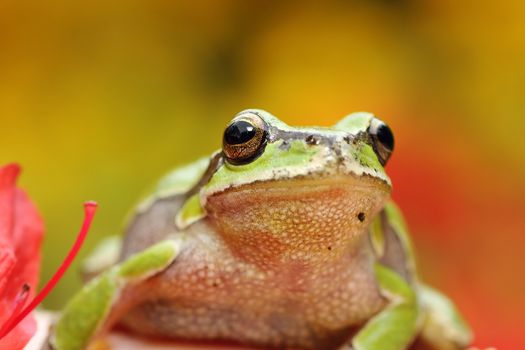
1 1 524 348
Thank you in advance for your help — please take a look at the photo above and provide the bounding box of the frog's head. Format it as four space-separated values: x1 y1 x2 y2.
186 109 394 266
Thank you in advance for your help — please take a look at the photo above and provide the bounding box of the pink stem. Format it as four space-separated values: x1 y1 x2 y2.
0 201 98 339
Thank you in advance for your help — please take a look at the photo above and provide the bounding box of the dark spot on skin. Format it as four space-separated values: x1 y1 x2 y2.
333 144 342 157
357 212 366 222
212 282 219 287
327 246 332 251
279 140 291 151
343 136 351 144
305 135 320 145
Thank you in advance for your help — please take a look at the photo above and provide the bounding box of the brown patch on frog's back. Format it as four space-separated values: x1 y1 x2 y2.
121 153 224 260
121 195 185 260
377 209 413 283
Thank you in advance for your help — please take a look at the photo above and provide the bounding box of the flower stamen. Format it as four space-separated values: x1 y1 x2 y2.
0 201 97 339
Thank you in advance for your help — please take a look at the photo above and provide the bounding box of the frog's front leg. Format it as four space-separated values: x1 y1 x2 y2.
418 284 472 349
81 235 122 281
340 264 419 350
50 238 184 350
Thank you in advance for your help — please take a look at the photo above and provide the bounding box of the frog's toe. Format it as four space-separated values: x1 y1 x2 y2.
419 284 473 349
340 264 419 350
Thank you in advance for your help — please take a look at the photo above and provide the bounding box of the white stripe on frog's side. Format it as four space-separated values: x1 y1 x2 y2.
200 138 391 207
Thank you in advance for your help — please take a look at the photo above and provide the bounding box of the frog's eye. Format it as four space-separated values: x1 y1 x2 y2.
369 118 394 166
222 112 268 165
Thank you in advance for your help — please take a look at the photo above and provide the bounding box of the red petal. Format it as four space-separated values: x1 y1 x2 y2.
0 164 19 243
0 247 16 310
0 164 22 323
5 189 43 302
0 164 43 345
0 285 30 337
0 315 36 350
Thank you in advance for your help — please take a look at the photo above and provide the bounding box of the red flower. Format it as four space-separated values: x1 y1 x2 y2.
0 164 97 349
0 164 41 349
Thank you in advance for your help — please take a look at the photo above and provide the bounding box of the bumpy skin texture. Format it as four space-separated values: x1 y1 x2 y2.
53 110 472 350
121 177 389 349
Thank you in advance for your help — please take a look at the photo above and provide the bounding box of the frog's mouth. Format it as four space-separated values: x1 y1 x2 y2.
205 174 390 264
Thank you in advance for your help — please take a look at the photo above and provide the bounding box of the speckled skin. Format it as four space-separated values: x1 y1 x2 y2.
53 111 473 350
118 175 391 349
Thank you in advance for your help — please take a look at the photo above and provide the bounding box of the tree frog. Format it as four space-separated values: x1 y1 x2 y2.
51 110 472 350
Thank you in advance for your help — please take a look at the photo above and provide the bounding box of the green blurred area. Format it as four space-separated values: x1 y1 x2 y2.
1 2 524 346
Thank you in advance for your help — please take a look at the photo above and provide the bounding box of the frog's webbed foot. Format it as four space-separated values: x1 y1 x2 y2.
338 264 419 350
50 238 183 350
417 284 472 349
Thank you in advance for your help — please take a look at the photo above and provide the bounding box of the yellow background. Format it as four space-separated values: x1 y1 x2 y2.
1 1 524 348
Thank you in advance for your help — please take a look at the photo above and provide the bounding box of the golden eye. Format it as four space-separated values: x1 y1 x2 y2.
222 112 268 165
369 118 394 166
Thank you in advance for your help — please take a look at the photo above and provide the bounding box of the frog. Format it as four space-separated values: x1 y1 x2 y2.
50 109 472 350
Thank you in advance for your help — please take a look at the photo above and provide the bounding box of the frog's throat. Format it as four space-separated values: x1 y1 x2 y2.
203 174 390 266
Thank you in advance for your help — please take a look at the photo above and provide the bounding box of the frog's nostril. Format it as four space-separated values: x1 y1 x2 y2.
305 135 320 145
357 212 366 222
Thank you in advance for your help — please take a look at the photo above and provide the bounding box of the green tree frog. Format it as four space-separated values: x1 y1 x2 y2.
51 110 472 350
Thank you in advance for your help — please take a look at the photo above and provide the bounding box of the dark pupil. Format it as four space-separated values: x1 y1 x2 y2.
224 120 256 145
377 124 394 151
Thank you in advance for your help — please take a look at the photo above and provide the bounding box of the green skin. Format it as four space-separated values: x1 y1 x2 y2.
51 110 472 350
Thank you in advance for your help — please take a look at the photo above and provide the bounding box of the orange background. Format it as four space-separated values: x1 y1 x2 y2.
1 2 524 349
